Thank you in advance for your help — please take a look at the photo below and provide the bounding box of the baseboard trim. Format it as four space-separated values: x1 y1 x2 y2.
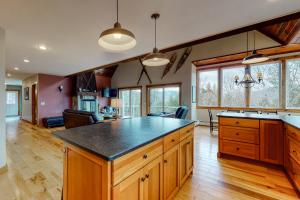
0 164 8 174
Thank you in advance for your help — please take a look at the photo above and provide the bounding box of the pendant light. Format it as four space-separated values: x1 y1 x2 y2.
98 0 136 51
242 31 269 65
142 13 170 67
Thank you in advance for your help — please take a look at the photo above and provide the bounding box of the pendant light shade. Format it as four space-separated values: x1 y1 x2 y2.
242 50 270 65
98 0 136 51
242 31 269 65
142 13 169 67
142 48 170 66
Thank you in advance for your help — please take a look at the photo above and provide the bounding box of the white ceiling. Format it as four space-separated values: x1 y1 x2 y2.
0 0 299 76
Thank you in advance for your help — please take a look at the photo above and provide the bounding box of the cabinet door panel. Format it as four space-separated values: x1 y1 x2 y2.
163 145 180 200
260 120 283 165
186 136 194 175
143 156 163 200
113 169 144 200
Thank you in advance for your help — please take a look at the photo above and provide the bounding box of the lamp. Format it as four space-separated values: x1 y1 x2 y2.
142 13 170 67
111 98 122 117
242 31 269 65
234 67 264 88
98 0 136 51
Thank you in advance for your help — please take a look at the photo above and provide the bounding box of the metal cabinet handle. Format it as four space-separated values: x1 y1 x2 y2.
141 177 146 182
164 160 168 163
236 147 240 151
171 139 175 142
145 174 150 179
143 154 148 159
236 132 239 136
235 121 239 124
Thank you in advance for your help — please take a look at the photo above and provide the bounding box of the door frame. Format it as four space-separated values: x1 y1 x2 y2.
6 89 21 116
31 84 37 125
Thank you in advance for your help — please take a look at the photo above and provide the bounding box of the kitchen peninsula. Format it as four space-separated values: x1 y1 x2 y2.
217 112 300 194
55 117 194 200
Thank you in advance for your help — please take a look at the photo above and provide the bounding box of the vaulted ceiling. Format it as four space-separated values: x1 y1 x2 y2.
1 0 300 77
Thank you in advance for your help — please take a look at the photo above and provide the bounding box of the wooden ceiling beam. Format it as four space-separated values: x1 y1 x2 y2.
193 44 300 67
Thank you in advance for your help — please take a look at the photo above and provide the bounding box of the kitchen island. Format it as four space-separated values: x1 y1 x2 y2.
217 112 300 194
55 117 194 200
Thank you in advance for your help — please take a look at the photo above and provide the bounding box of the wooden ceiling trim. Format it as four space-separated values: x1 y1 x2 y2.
193 44 300 67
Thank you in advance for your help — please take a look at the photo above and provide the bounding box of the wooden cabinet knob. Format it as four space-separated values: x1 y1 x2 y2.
171 139 175 142
235 121 239 124
164 160 168 163
141 177 146 182
236 132 239 136
145 174 150 179
236 147 240 151
143 154 148 159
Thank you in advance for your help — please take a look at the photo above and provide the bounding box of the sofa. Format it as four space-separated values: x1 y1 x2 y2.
63 109 101 129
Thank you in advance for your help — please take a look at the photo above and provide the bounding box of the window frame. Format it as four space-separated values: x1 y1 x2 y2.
285 57 300 109
196 55 300 112
196 68 220 108
118 86 142 117
146 83 182 114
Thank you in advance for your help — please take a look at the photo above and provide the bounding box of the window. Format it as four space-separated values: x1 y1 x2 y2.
6 91 17 104
198 70 218 107
221 66 246 107
286 58 300 109
119 87 141 117
148 84 181 113
250 62 281 108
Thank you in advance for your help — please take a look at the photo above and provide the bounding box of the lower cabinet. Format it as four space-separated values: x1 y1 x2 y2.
113 156 163 200
143 156 164 200
260 120 283 165
180 135 194 186
163 145 180 200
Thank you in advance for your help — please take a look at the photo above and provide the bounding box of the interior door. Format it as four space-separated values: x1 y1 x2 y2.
6 90 19 116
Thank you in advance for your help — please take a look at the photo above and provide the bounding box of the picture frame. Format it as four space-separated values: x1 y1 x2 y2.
24 87 29 100
192 86 196 103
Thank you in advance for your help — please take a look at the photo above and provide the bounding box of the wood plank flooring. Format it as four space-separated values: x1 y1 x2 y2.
0 117 299 200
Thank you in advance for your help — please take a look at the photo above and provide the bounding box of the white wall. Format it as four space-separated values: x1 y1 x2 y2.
112 31 279 120
21 74 38 122
0 27 6 169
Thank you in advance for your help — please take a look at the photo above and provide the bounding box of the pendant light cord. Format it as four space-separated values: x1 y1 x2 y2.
253 31 256 51
116 0 119 22
154 17 157 49
246 32 249 55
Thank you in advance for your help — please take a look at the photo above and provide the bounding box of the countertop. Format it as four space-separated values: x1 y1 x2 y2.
54 117 194 161
217 112 300 130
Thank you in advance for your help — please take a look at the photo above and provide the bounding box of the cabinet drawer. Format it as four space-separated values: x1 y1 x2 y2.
220 126 259 144
287 156 300 191
164 131 180 152
219 117 259 128
220 140 259 160
112 139 163 186
288 137 300 165
180 124 194 141
287 125 300 144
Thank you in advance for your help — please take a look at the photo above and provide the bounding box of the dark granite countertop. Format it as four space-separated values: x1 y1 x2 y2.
217 112 300 130
54 117 194 161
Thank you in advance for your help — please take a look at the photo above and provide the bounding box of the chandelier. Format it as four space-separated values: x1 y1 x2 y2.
234 67 264 88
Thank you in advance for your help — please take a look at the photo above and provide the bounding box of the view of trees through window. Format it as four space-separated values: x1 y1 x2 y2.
250 62 280 108
198 70 218 106
286 59 300 108
119 88 141 117
149 85 180 113
221 67 246 107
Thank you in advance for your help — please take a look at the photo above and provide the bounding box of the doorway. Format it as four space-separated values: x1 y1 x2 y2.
32 84 37 125
6 90 20 116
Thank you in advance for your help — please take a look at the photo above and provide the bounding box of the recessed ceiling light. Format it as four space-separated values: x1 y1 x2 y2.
7 73 11 77
14 67 19 70
24 59 30 63
39 45 47 50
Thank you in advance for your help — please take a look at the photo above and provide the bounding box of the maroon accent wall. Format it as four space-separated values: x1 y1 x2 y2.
95 75 111 108
38 74 73 126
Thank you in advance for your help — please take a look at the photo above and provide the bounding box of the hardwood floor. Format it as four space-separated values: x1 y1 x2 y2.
0 117 299 200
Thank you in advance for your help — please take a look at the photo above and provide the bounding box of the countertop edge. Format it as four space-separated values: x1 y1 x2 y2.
55 121 195 161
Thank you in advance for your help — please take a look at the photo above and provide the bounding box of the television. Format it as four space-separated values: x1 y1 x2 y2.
102 88 118 98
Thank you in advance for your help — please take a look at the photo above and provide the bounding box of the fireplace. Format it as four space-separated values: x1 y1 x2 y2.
77 93 98 114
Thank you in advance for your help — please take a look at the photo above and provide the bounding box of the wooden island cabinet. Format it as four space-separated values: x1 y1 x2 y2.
55 118 195 200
